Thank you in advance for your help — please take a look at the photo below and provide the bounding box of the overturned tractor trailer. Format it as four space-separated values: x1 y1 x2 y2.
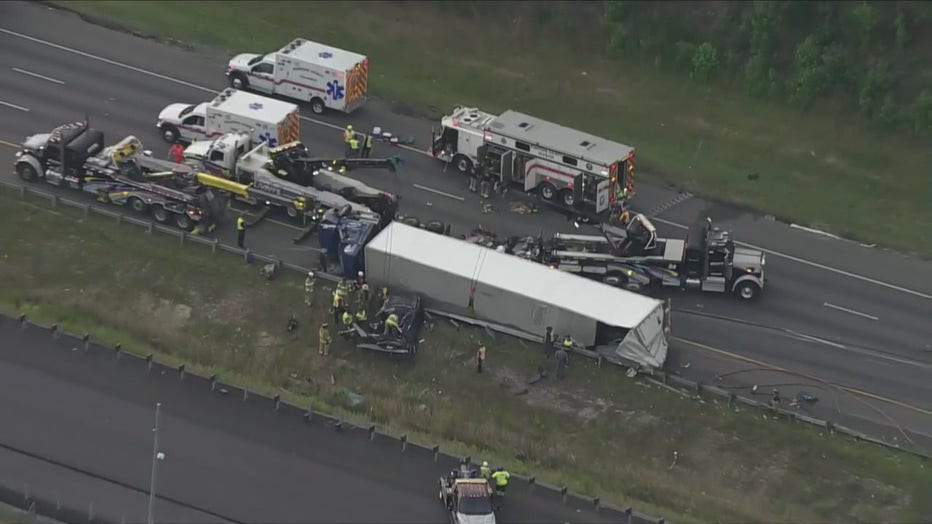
363 222 671 370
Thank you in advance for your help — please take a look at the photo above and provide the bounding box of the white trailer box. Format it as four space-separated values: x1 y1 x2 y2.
157 89 300 147
364 222 670 370
227 38 368 115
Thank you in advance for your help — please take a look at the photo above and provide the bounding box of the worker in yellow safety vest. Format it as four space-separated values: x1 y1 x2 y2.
332 290 345 325
354 308 367 323
361 133 374 158
383 313 400 336
491 467 510 497
348 136 360 157
236 216 247 248
343 125 355 157
318 323 332 356
341 310 354 328
479 461 492 480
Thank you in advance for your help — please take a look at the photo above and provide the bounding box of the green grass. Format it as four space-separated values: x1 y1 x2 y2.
58 1 932 257
2 187 930 523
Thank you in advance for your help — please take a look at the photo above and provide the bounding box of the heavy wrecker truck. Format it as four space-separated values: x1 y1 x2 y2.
539 213 766 300
15 122 223 232
182 133 397 225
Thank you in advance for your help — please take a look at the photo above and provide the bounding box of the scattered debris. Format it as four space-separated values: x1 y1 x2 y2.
667 450 678 470
345 389 366 407
625 368 638 378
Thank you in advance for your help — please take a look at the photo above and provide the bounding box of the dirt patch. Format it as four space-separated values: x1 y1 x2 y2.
492 366 613 424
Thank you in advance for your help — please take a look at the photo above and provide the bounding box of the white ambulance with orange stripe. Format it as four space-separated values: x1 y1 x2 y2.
157 88 300 148
226 38 368 116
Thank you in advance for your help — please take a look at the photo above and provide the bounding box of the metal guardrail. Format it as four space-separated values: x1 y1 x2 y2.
2 179 929 520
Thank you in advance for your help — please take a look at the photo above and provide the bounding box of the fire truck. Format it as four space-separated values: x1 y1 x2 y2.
14 123 222 231
430 106 636 217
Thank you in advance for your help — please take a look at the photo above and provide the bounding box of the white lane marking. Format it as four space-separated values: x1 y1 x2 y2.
790 223 842 240
651 215 932 301
412 183 465 201
784 330 848 349
0 99 29 112
12 67 65 85
823 302 879 321
3 27 930 301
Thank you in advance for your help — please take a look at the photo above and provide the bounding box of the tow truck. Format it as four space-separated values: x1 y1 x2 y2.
14 122 222 232
539 214 766 300
439 464 496 524
182 133 396 224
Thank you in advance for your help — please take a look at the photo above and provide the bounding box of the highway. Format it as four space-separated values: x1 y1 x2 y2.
0 318 635 524
0 0 928 491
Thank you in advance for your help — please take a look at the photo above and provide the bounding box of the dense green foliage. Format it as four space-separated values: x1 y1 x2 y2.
601 1 932 135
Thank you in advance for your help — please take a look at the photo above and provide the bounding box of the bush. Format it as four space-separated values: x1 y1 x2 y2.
877 93 902 128
850 2 879 50
909 90 932 135
858 60 893 122
674 41 698 69
894 9 909 48
788 35 829 109
691 42 719 82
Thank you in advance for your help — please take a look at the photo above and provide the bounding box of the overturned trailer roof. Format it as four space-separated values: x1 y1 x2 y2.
365 222 669 369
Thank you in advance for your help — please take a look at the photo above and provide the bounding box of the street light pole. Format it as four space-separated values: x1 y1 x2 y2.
147 402 162 524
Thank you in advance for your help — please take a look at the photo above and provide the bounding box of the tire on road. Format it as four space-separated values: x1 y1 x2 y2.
16 163 38 182
734 281 761 301
229 74 248 90
129 197 148 214
539 182 557 201
152 206 170 224
452 155 472 175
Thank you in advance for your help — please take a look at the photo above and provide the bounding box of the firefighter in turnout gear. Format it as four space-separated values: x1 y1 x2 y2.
354 307 367 323
304 272 316 308
318 323 332 356
383 313 400 336
332 289 346 325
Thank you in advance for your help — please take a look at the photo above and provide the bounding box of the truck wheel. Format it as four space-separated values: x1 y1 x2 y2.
16 163 38 182
310 97 325 115
229 74 248 90
602 272 627 287
286 205 300 219
152 206 169 224
400 216 421 228
560 189 576 207
452 155 472 175
175 213 193 231
425 220 445 234
160 125 180 143
129 198 148 214
735 281 760 300
539 182 557 201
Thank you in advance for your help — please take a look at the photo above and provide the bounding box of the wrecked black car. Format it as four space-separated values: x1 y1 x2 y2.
348 294 423 357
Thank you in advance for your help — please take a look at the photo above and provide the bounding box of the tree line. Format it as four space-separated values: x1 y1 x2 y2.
601 1 931 136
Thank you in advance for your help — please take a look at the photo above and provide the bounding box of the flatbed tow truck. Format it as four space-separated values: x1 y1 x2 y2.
466 213 766 300
439 464 496 524
183 133 398 223
15 123 223 232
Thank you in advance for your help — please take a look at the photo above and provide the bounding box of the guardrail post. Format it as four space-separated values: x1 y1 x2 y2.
560 486 568 503
335 417 343 432
273 394 281 411
178 364 186 381
304 402 313 421
243 388 249 401
145 353 153 372
50 324 59 339
432 445 439 462
212 238 219 254
400 435 408 453
695 382 703 398
624 507 633 524
83 204 90 219
209 374 218 392
244 248 251 263
593 497 601 511
180 231 186 245
528 476 536 486
369 425 376 441
728 393 736 409
147 221 153 235
661 372 668 385
82 333 90 352
597 355 604 368
114 343 122 360
826 421 835 435
18 314 27 328
50 195 58 208
115 213 122 225
19 185 25 198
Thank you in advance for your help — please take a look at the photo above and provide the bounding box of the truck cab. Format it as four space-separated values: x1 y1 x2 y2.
15 122 105 186
157 102 208 143
430 107 498 174
683 218 765 300
227 53 275 93
183 133 251 176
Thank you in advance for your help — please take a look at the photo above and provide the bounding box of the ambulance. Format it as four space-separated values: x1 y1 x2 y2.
225 38 368 115
157 88 300 147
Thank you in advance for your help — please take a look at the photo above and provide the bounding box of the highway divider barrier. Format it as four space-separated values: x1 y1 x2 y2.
2 180 929 522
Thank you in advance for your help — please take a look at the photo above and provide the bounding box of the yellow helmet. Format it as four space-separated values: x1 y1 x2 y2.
347 124 353 130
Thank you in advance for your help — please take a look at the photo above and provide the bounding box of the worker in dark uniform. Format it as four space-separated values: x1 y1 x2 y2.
555 344 569 380
542 326 554 355
236 216 247 248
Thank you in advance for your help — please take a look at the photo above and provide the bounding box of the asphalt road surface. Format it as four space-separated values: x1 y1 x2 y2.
0 0 928 469
0 319 641 524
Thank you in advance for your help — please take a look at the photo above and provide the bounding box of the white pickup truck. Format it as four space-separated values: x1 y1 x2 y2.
157 88 300 146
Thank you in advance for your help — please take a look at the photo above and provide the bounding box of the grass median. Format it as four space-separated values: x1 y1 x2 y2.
2 188 930 522
58 0 932 257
